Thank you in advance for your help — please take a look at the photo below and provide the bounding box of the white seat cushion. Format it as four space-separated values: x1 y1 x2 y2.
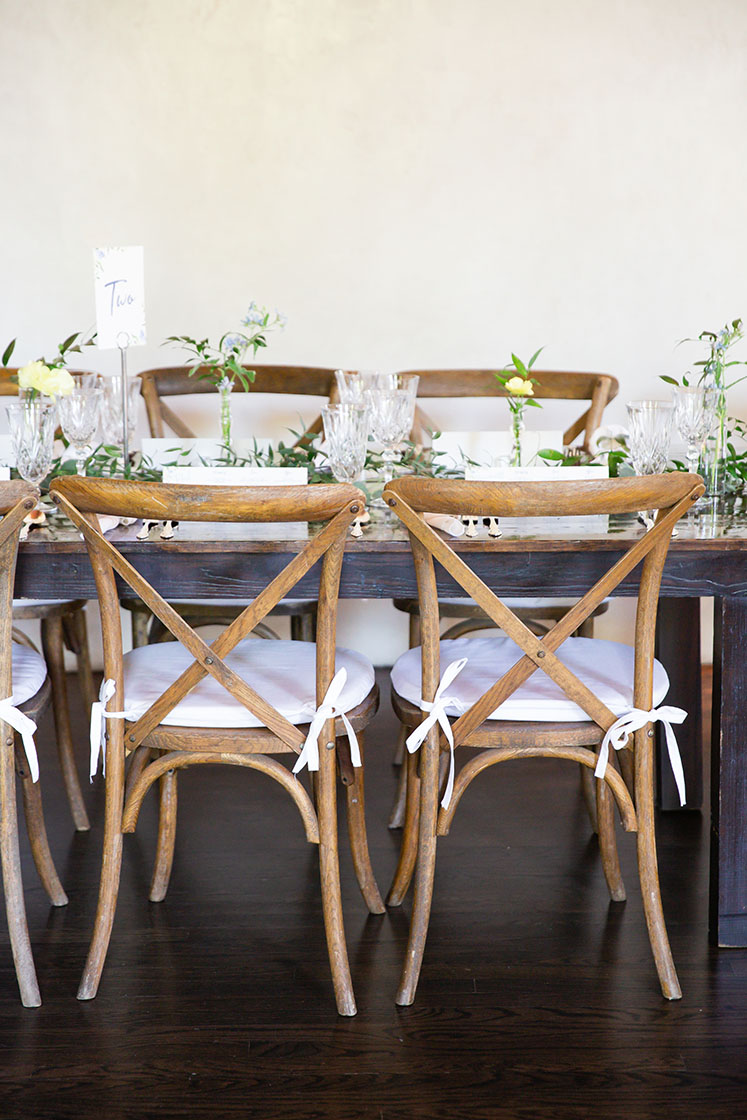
8 643 48 705
12 598 79 607
391 635 669 722
437 597 603 611
121 638 375 728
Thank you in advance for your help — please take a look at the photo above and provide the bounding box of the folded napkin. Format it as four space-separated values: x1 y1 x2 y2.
423 512 464 537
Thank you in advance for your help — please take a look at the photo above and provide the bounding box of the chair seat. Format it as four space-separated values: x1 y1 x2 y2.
9 643 47 705
390 635 669 723
436 596 599 610
121 638 375 728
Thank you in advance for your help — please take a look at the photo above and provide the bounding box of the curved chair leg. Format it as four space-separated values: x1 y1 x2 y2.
388 727 409 828
636 732 681 999
78 731 126 1001
595 776 625 902
317 740 356 1016
395 731 440 1006
65 606 96 715
16 746 68 907
387 750 420 906
1 730 41 1007
580 763 598 832
150 769 177 903
344 735 385 914
41 616 90 832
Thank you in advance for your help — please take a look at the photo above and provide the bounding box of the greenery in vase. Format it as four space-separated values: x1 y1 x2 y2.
2 330 96 400
661 318 747 494
165 302 286 391
494 348 543 466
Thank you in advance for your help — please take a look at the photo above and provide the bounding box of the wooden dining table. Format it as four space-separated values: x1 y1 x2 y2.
13 502 747 947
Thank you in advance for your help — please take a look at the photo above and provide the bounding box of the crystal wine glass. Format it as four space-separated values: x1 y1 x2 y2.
57 373 102 475
671 385 717 479
626 400 674 476
6 399 57 487
321 402 370 484
365 387 413 495
101 375 139 448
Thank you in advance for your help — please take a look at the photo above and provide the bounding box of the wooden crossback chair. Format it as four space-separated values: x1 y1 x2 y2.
1 480 69 1006
383 472 702 1005
132 365 343 646
399 368 619 451
1 367 96 831
50 476 383 1016
389 368 620 827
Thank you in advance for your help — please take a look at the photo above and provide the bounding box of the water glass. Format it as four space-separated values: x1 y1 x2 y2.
671 385 717 478
6 399 57 486
101 376 139 447
57 373 102 474
335 370 384 404
321 403 370 484
626 400 674 476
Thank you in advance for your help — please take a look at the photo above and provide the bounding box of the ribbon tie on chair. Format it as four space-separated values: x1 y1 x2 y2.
594 705 688 806
405 657 469 810
293 668 361 776
0 696 39 782
89 678 133 780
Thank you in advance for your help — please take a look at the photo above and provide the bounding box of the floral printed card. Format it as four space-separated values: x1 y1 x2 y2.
93 246 146 350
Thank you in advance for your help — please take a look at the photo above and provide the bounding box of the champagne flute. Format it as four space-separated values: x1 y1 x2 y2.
672 385 717 478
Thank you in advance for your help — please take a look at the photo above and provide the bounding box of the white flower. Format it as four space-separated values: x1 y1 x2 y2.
504 375 534 397
17 361 74 397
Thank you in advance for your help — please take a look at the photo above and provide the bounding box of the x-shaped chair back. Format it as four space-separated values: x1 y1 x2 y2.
383 473 702 744
395 369 618 451
138 365 341 446
50 477 364 755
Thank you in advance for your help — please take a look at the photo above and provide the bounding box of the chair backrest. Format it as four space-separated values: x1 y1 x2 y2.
396 369 619 451
0 481 39 697
49 477 363 755
383 473 701 744
138 366 340 442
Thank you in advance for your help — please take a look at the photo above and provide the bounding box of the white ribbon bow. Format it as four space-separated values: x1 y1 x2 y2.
293 668 361 776
594 705 688 806
405 657 469 810
89 678 132 780
0 696 39 782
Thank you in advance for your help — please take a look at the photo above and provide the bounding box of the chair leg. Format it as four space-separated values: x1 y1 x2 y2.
77 735 126 1001
388 727 409 828
595 776 625 902
395 732 440 1006
129 602 152 648
16 745 68 908
344 735 385 914
1 730 41 1007
580 763 598 832
41 617 90 832
149 770 177 903
387 750 420 906
67 606 96 715
636 733 682 999
317 740 356 1016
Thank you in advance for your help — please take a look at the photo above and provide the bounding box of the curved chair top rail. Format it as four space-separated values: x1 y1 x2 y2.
395 368 619 402
384 473 703 518
0 479 39 516
50 477 364 523
138 365 339 397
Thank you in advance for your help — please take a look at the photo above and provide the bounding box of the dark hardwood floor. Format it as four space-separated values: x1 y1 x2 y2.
1 668 744 1119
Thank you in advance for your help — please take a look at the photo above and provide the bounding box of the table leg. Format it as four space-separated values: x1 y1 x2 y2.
655 597 703 810
710 595 747 946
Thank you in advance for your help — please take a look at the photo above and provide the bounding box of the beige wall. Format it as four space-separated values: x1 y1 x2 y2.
2 0 746 662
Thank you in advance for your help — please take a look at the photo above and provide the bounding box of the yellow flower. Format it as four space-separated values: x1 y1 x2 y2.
17 360 74 397
504 375 534 397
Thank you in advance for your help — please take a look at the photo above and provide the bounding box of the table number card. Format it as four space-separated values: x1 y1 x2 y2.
93 246 146 350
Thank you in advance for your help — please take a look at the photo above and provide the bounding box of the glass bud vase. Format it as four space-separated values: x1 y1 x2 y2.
510 409 524 467
218 376 233 451
699 374 727 500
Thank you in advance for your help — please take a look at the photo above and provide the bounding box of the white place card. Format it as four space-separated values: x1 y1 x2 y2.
93 246 146 350
432 429 564 470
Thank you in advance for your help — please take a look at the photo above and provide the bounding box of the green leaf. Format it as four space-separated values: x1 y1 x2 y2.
2 338 16 366
510 353 527 375
659 374 680 386
527 346 544 369
537 448 565 461
58 331 80 355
